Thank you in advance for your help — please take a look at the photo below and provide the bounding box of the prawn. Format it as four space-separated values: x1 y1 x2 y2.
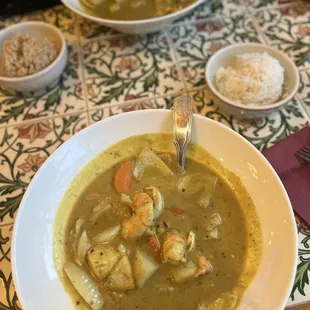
121 193 154 240
162 231 187 265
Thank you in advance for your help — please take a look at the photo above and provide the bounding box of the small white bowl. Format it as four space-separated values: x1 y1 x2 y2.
61 0 204 34
205 43 299 119
0 22 68 94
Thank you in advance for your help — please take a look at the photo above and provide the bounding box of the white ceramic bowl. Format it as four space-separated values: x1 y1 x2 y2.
0 22 68 94
12 110 297 310
205 43 299 119
61 0 204 34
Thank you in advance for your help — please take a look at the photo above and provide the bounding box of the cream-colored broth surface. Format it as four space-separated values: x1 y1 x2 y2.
80 0 196 21
54 134 262 310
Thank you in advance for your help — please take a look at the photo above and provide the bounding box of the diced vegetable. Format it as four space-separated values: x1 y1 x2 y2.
144 186 164 218
64 262 104 310
118 243 130 256
187 231 196 253
104 256 135 291
120 194 132 206
177 174 218 206
153 284 175 294
148 235 161 252
92 224 121 244
129 0 145 8
113 161 133 194
86 245 120 281
145 226 156 236
85 193 99 201
133 248 159 289
197 176 218 208
196 256 213 277
75 217 84 237
82 0 106 8
133 147 173 179
89 203 111 223
158 153 172 165
203 293 238 310
172 261 196 284
109 2 120 12
77 231 91 264
167 207 185 215
177 174 205 195
205 213 222 231
205 228 218 240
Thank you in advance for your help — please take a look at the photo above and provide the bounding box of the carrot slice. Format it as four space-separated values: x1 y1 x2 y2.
148 235 161 252
113 161 133 194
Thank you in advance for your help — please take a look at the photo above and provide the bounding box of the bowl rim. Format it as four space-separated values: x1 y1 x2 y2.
61 0 204 25
11 109 297 310
0 21 67 82
205 43 300 111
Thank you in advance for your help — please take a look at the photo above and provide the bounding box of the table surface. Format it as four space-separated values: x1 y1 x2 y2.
0 1 310 309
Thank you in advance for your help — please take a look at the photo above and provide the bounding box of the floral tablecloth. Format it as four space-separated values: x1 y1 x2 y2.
0 1 310 309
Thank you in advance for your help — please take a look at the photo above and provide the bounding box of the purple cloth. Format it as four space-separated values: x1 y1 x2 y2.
262 126 310 225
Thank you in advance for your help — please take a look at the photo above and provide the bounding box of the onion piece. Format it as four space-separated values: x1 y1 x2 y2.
177 174 205 195
144 186 164 218
197 176 218 208
118 243 130 256
133 147 173 179
203 293 238 310
120 194 132 206
172 261 196 284
187 231 196 253
205 213 222 231
93 224 120 244
75 217 85 237
77 231 91 264
205 228 218 240
133 248 159 289
64 262 104 310
89 203 111 223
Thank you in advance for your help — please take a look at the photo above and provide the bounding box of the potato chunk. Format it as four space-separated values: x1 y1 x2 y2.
104 256 135 291
133 248 159 288
86 245 120 281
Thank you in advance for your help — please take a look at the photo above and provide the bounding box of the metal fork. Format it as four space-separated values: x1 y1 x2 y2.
295 146 310 163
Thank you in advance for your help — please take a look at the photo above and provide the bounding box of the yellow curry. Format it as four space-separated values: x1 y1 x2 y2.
80 0 197 20
54 134 262 310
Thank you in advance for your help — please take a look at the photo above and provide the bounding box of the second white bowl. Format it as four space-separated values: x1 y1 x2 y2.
61 0 204 34
205 43 299 119
0 22 68 94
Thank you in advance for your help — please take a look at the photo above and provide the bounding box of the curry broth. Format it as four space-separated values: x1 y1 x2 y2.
80 0 196 21
54 134 262 310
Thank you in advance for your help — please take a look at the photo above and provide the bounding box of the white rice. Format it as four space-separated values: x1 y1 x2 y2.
215 52 284 106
